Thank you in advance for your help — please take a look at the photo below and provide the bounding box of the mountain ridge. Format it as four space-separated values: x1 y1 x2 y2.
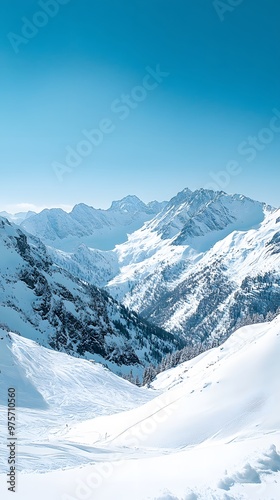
19 195 167 251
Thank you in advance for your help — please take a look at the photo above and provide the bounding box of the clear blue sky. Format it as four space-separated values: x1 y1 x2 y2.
1 0 280 212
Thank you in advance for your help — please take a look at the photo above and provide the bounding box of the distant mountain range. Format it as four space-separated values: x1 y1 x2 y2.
2 187 280 368
5 196 167 251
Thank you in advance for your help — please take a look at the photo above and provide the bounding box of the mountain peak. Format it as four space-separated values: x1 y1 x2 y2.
168 187 193 207
109 195 146 213
70 203 96 216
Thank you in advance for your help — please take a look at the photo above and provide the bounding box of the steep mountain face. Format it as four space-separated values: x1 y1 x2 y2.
20 196 167 252
113 188 270 262
101 189 280 347
0 217 181 377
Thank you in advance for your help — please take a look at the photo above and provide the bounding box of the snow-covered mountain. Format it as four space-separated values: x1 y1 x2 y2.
1 315 279 499
46 188 280 351
77 189 279 349
4 188 280 370
0 216 181 377
20 196 167 251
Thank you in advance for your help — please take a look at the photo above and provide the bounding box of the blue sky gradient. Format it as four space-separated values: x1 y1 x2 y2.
1 0 280 211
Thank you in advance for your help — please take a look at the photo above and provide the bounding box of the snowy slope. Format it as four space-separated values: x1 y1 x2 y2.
1 316 279 499
65 316 280 451
21 196 167 251
0 331 155 473
0 216 181 377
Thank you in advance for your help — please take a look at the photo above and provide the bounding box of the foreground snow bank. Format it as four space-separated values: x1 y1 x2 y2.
1 315 280 499
0 331 154 473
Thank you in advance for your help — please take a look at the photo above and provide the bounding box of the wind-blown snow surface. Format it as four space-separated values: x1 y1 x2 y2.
1 316 280 499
